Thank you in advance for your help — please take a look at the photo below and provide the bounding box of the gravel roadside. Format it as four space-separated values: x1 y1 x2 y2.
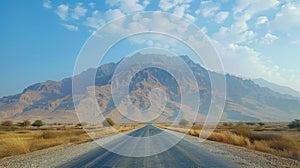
0 130 299 168
183 133 300 168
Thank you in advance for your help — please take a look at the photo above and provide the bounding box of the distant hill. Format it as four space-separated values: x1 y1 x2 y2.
0 54 299 123
253 78 300 98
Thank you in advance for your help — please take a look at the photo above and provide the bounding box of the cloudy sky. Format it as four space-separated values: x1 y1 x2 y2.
1 0 300 97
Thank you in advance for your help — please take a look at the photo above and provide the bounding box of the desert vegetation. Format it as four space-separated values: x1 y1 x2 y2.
102 118 115 127
179 119 189 127
288 119 300 129
0 119 142 159
158 120 300 160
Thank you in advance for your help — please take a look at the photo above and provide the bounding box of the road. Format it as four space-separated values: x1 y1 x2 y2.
61 125 237 168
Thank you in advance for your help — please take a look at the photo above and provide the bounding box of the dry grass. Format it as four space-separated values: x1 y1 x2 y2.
0 129 91 159
115 124 144 132
0 136 30 158
0 124 140 159
157 124 300 160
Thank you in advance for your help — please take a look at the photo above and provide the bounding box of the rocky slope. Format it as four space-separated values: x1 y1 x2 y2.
0 54 299 123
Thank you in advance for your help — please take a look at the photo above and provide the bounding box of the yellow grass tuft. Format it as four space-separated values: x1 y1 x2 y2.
0 124 140 159
0 136 30 158
157 124 300 160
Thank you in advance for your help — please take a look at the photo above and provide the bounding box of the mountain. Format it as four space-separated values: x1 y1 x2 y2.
253 78 300 98
0 54 299 123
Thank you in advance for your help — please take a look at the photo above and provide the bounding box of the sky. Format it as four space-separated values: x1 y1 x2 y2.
1 0 300 97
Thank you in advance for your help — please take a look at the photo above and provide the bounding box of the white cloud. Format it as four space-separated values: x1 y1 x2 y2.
158 0 192 11
255 16 269 27
231 0 279 31
105 0 144 14
213 23 255 44
88 2 96 8
214 38 300 93
62 23 78 31
233 0 280 16
98 12 193 51
200 26 207 34
261 33 278 45
105 9 125 21
222 43 261 76
270 2 300 44
83 9 124 29
143 0 150 7
84 10 105 29
210 0 300 92
43 0 52 9
173 4 189 18
213 1 279 45
195 9 200 15
185 14 196 22
158 0 176 11
202 6 220 17
55 4 69 20
71 3 87 20
215 11 229 24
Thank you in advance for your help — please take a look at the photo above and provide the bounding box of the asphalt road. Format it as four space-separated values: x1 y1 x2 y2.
61 125 237 168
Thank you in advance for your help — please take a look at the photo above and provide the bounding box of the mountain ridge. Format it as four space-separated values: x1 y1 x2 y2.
0 54 299 123
253 78 300 98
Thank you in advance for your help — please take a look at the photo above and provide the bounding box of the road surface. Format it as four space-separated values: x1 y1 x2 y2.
60 125 237 168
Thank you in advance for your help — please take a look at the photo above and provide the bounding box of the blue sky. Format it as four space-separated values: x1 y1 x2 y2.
1 0 300 97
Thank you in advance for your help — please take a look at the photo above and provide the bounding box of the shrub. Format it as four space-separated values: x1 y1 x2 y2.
250 133 283 142
288 119 300 129
103 118 115 127
18 120 31 127
32 120 44 127
246 122 256 126
40 131 60 139
75 122 88 128
269 140 293 151
191 124 202 130
207 131 251 147
179 119 189 127
1 120 13 126
233 125 252 137
254 140 273 153
188 129 200 136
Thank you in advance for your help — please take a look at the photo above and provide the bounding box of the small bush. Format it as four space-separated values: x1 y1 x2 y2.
188 129 200 136
32 120 44 127
288 119 300 129
269 140 293 151
250 133 283 141
103 118 115 127
179 119 189 127
18 120 31 127
40 131 60 139
191 124 202 130
1 120 13 126
254 140 273 153
246 122 256 126
233 126 252 137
